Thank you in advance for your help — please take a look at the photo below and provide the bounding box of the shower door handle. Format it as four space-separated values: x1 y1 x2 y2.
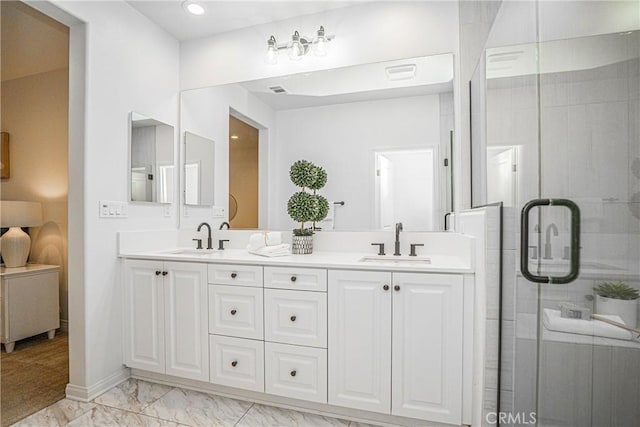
520 198 580 284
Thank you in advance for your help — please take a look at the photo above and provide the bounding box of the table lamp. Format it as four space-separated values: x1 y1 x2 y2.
0 201 43 268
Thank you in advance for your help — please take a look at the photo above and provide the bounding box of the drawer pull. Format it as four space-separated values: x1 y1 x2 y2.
162 271 168 276
230 309 237 315
290 370 297 377
231 360 238 367
394 285 400 291
290 276 297 282
231 272 237 279
383 284 389 291
155 271 162 276
290 315 297 322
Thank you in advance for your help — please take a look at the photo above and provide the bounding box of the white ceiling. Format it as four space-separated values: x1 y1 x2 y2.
127 0 357 41
238 53 454 110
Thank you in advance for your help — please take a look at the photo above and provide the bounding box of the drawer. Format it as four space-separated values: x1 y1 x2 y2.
264 289 327 348
208 264 263 287
209 335 264 392
264 267 327 291
265 342 327 403
208 285 263 340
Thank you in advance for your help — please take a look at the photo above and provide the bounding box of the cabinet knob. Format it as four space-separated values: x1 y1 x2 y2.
290 370 296 377
231 360 238 367
230 309 237 316
394 285 400 291
383 284 389 291
290 276 297 282
290 315 297 322
162 271 168 276
155 271 162 276
231 272 237 279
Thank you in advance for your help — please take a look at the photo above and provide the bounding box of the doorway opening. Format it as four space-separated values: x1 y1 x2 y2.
374 148 437 231
1 1 70 425
228 114 260 228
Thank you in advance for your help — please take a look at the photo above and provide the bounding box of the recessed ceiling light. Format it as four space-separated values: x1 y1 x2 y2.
182 1 205 16
230 135 239 140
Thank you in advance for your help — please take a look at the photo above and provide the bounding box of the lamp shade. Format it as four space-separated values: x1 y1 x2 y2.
0 201 43 228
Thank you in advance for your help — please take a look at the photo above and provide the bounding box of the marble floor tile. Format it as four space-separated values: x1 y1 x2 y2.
348 423 382 427
68 404 186 427
11 398 95 427
236 404 349 427
141 388 251 426
93 378 173 413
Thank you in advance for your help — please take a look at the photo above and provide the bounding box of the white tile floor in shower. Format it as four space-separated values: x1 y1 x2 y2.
12 379 377 426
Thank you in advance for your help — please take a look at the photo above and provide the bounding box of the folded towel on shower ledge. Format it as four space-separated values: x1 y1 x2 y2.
543 308 632 341
248 243 291 257
247 232 283 251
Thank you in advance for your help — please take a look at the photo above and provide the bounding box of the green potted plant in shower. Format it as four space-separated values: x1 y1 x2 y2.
594 281 640 328
287 160 329 254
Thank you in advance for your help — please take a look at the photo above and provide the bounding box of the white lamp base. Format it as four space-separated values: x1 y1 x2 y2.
1 227 31 268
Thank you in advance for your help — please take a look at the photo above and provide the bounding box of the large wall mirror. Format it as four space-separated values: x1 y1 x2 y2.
129 112 175 204
180 53 455 231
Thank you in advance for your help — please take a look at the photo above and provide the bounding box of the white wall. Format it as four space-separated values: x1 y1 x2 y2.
180 2 459 90
28 0 181 393
272 95 440 231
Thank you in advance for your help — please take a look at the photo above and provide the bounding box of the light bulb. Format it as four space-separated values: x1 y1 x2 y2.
288 31 304 61
312 26 329 57
182 1 205 16
265 35 278 64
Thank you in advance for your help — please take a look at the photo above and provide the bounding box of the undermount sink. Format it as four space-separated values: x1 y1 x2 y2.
167 248 220 255
358 255 432 265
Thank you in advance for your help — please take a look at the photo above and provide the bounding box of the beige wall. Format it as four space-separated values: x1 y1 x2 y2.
229 115 259 229
1 68 69 322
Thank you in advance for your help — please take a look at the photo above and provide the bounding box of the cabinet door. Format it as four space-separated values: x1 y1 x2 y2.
123 259 165 373
164 262 209 381
391 273 463 424
328 270 392 414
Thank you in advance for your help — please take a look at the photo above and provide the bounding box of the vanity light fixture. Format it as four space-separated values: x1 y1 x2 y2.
265 26 333 64
182 0 205 16
230 135 239 140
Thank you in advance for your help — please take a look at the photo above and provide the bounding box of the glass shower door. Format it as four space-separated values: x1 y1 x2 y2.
533 26 640 426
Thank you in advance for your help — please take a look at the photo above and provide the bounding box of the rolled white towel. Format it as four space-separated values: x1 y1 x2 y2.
543 308 632 341
247 232 283 251
248 243 291 258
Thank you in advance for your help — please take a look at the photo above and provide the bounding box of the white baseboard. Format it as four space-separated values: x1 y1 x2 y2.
66 367 130 402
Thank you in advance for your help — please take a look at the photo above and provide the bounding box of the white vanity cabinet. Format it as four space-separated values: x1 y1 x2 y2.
123 259 208 381
328 270 464 425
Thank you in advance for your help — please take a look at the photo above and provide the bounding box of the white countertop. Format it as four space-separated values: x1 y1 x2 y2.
119 248 474 274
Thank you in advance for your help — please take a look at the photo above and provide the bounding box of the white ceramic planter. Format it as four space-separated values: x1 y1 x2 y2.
291 234 313 255
595 295 638 328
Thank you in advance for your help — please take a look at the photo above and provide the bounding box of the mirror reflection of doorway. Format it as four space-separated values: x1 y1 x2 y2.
229 115 259 228
374 148 437 231
486 145 519 207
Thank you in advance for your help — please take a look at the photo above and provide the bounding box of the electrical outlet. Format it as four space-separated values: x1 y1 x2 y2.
163 205 171 217
212 206 225 218
183 205 189 217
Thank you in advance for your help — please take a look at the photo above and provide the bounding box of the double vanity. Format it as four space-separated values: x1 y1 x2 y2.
119 233 476 426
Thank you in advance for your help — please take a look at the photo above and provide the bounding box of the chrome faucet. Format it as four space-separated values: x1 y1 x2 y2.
394 222 403 256
219 222 230 230
197 222 213 250
544 223 558 260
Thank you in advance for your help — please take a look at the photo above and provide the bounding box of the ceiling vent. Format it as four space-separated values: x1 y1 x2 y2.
385 64 416 81
269 86 288 94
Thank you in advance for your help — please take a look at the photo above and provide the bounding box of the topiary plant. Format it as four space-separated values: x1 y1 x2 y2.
287 160 328 235
594 282 640 300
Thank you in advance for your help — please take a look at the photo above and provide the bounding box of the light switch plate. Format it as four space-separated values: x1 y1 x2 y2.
99 201 129 218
